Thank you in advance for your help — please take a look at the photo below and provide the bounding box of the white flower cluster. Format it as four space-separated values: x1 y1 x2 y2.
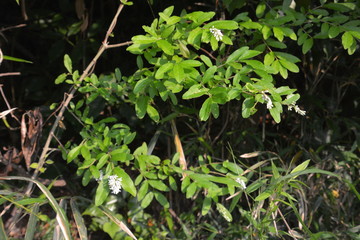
108 175 123 194
288 103 306 116
210 26 223 41
262 91 273 109
96 171 123 195
236 178 247 190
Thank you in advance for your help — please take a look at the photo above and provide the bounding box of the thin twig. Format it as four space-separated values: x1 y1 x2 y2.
107 41 133 49
0 72 21 78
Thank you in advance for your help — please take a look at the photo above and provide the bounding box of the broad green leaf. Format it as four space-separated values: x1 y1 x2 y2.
186 182 197 198
206 20 238 30
67 145 82 163
202 65 217 83
132 35 158 44
264 52 275 66
201 197 212 215
216 203 233 222
256 2 266 18
134 77 151 94
242 97 255 118
180 60 202 68
274 52 301 63
302 38 313 54
342 32 354 49
154 191 170 208
240 21 262 30
200 55 213 67
155 62 173 79
269 102 282 123
273 27 284 42
199 98 212 121
141 192 154 208
147 105 160 122
172 63 185 82
55 73 67 84
135 95 149 119
157 40 174 55
187 27 202 48
261 25 272 40
138 181 149 201
328 26 341 38
64 54 72 73
182 84 208 99
113 167 137 197
271 161 280 179
95 181 110 206
211 102 219 118
148 180 170 191
279 59 299 73
226 46 249 64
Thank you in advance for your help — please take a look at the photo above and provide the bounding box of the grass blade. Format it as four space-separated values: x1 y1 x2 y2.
0 176 72 240
24 203 40 240
70 198 88 240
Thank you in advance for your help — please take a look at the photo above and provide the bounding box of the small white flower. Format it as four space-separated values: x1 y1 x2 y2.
108 175 123 194
95 170 103 182
236 178 247 190
288 103 306 116
210 26 223 41
262 92 273 109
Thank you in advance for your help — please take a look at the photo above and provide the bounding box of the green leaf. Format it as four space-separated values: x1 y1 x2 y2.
279 59 299 73
256 2 266 18
141 192 154 208
64 54 72 73
172 63 185 82
273 27 284 42
157 40 174 55
255 191 271 201
200 55 213 67
95 181 110 206
201 197 212 215
199 98 212 121
132 35 158 44
148 180 170 191
290 160 310 174
67 145 82 163
182 84 208 99
135 95 149 119
155 62 173 79
55 73 67 84
186 182 197 199
187 27 202 48
138 181 149 201
154 191 170 208
226 46 249 63
202 65 217 83
342 31 354 49
113 167 137 197
261 25 272 40
206 20 238 30
242 97 255 118
216 203 233 222
328 26 341 38
2 55 32 64
269 102 282 123
240 21 262 30
302 38 313 54
134 77 151 94
147 105 160 122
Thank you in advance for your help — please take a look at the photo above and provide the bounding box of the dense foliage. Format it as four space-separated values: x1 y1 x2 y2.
0 0 359 239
